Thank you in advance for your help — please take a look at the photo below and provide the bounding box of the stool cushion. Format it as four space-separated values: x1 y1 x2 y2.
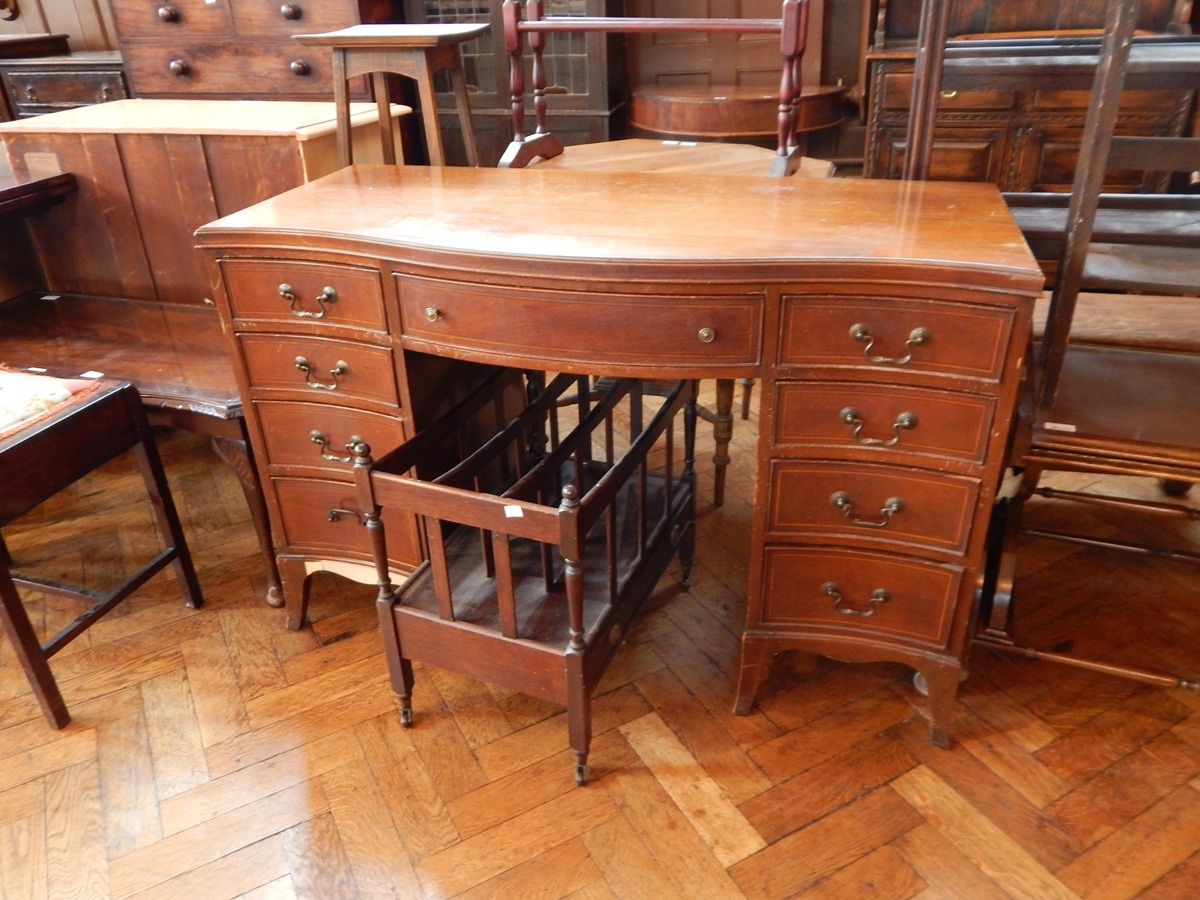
0 368 99 440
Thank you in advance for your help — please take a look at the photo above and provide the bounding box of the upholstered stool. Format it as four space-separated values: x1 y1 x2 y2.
294 23 489 167
0 372 202 727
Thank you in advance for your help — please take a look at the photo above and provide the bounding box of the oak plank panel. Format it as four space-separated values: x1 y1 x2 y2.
457 837 604 900
1046 730 1200 847
620 711 766 867
320 757 424 900
280 811 359 897
740 729 918 844
805 843 927 899
202 684 395 779
93 687 161 859
0 728 97 793
728 786 924 900
0 781 43 828
124 836 290 900
633 665 773 805
180 630 252 748
415 786 620 897
108 781 331 897
161 728 364 836
953 707 1071 807
425 665 516 749
893 823 1012 900
142 668 209 799
1056 785 1200 900
355 713 462 862
956 671 1063 753
0 811 46 900
218 606 290 704
891 766 1079 900
580 816 682 898
753 661 906 733
242 654 390 729
45 761 107 900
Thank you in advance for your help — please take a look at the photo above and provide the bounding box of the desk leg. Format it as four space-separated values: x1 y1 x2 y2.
211 433 284 608
698 378 735 507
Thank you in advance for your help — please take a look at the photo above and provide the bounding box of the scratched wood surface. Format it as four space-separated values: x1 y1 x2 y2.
2 382 1199 899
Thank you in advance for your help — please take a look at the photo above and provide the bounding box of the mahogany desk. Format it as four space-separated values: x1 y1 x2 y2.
195 165 1042 745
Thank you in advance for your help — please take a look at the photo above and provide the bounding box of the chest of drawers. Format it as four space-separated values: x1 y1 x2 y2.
0 51 127 118
110 0 404 100
197 164 1042 744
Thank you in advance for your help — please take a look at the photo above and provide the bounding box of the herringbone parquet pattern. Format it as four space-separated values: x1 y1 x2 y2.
3 385 1200 899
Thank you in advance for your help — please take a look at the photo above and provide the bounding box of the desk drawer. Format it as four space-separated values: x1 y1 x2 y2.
760 545 961 647
766 460 978 556
221 259 387 332
238 333 398 407
397 276 762 370
254 401 406 473
773 381 994 464
878 71 1014 111
779 296 1013 383
273 476 421 567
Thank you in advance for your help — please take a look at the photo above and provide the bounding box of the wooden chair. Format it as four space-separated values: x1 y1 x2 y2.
968 0 1200 687
0 374 201 727
352 370 696 783
497 0 820 504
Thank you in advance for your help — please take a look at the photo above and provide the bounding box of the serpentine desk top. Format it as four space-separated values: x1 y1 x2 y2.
194 164 1042 291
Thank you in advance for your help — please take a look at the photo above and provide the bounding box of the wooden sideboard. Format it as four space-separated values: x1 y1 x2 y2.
195 164 1042 744
864 0 1194 189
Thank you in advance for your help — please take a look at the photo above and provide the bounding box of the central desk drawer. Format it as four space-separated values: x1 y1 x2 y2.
397 276 762 369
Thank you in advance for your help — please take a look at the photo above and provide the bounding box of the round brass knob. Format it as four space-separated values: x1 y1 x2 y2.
424 307 440 322
168 58 190 76
157 5 179 23
289 60 311 77
280 3 302 20
697 327 716 343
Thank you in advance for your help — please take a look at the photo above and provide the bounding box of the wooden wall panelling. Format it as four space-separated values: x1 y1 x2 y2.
0 0 117 51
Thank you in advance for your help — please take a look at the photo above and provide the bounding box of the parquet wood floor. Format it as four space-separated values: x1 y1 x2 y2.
3 384 1199 899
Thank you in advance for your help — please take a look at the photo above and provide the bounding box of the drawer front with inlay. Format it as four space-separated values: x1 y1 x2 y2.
761 545 962 647
772 381 995 464
778 296 1014 383
254 401 407 474
238 333 398 407
398 276 762 372
221 259 387 332
766 460 978 555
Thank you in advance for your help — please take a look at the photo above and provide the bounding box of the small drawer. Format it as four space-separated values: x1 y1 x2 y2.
253 401 407 473
121 41 331 97
221 259 387 332
273 476 422 568
767 460 979 555
3 69 128 112
398 276 762 372
773 381 995 464
878 71 1014 111
232 1 363 36
111 0 234 37
778 296 1013 383
759 545 962 647
238 333 398 407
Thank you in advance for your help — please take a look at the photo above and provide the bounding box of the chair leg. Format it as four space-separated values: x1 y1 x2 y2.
0 563 70 728
698 379 735 507
739 377 755 420
132 427 203 610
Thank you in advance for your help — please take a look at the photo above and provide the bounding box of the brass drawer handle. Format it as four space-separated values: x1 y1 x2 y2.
327 507 363 524
294 356 349 390
848 323 931 365
823 582 891 617
424 306 441 322
830 491 905 528
839 407 918 447
309 429 362 463
939 89 958 100
279 283 337 318
697 327 716 343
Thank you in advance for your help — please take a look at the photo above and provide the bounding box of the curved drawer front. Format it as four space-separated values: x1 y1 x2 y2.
767 460 979 555
773 381 995 464
761 546 962 647
254 401 406 473
221 259 387 332
397 276 762 369
274 477 422 567
779 296 1013 383
239 333 398 406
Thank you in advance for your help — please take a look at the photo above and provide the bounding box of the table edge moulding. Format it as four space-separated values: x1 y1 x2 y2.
194 164 1043 746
